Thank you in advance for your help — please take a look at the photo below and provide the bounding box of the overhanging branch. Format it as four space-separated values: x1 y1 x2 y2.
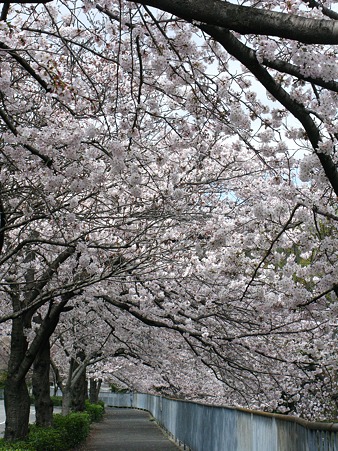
129 0 338 44
198 25 338 196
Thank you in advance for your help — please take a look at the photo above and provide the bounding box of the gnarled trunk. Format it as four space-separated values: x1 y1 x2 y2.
4 251 75 439
89 378 102 404
4 377 30 441
61 387 72 416
4 312 30 441
62 356 87 415
32 339 53 427
71 358 87 412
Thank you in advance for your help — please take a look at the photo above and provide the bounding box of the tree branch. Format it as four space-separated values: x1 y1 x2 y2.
0 106 53 167
241 203 302 301
0 3 10 22
198 25 338 196
262 58 338 93
0 41 51 92
129 0 338 44
302 0 338 20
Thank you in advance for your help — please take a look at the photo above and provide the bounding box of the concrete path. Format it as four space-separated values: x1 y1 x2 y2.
77 408 181 451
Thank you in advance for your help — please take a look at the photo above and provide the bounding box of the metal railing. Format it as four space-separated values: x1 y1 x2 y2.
100 392 338 451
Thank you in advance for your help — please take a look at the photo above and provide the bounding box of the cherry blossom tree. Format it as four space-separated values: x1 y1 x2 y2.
0 0 258 438
50 300 118 415
51 295 231 405
109 0 338 417
0 0 337 441
127 0 338 192
56 260 338 420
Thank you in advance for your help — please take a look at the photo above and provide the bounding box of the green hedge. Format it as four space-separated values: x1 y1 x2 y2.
53 412 90 449
0 412 91 451
27 412 90 451
0 449 32 451
27 426 64 451
0 438 33 450
0 402 103 451
85 400 104 422
51 396 62 407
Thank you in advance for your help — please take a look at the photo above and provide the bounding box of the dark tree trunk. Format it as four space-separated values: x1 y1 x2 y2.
51 357 64 396
62 388 72 416
4 313 30 441
4 250 75 439
4 378 30 441
62 357 75 416
89 378 102 404
62 357 87 415
4 250 34 440
4 301 71 438
72 361 87 412
32 339 53 427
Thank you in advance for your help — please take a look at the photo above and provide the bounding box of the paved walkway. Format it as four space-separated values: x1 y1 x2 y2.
77 408 181 451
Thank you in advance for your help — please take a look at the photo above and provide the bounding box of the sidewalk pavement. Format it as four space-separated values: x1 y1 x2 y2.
76 408 181 451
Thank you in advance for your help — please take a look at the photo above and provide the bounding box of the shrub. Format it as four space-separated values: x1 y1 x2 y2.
0 438 34 450
53 412 90 449
110 383 129 393
50 396 62 407
0 411 91 451
97 399 105 409
0 448 32 451
27 425 63 451
85 400 104 422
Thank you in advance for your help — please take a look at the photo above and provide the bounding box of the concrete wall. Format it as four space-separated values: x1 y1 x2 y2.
100 392 338 451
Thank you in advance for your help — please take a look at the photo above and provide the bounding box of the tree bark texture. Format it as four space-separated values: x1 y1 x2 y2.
130 0 338 44
4 314 30 441
4 378 30 441
89 378 102 404
32 339 53 427
62 357 87 415
4 289 71 438
71 358 87 412
62 388 72 416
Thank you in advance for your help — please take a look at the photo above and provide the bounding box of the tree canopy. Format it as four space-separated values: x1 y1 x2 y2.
0 0 337 440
